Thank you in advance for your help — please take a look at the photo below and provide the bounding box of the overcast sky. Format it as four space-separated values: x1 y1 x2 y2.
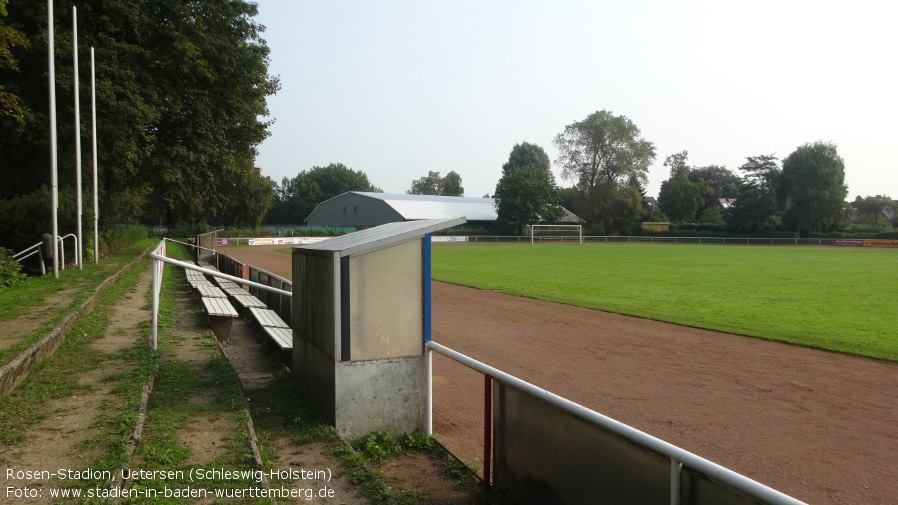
252 0 897 201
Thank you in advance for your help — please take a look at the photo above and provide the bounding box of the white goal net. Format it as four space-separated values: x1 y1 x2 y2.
530 225 583 244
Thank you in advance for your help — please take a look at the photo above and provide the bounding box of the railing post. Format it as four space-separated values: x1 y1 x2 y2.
151 255 160 350
425 346 433 436
670 458 682 505
484 373 492 492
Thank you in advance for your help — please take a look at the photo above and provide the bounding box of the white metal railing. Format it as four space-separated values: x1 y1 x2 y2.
148 238 292 350
425 341 806 505
57 234 77 269
13 242 46 275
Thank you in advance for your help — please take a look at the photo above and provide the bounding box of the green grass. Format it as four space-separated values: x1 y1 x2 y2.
432 243 898 361
0 256 153 446
0 240 154 365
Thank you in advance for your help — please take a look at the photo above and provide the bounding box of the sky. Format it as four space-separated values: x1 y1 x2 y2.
252 0 898 201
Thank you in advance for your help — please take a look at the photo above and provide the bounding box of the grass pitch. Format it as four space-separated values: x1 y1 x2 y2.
432 243 898 361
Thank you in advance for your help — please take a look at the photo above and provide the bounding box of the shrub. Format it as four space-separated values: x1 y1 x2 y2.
102 226 148 254
0 248 28 289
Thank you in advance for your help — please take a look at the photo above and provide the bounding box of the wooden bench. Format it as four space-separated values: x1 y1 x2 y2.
195 285 227 298
248 307 290 329
188 279 215 290
230 294 267 317
247 307 292 365
262 326 292 367
262 326 292 350
214 277 242 290
201 297 238 341
197 260 218 271
223 286 248 297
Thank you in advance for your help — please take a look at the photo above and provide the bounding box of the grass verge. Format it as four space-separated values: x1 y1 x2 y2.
0 254 154 451
0 240 154 365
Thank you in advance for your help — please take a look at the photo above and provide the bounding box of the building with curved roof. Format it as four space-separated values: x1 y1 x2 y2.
305 191 582 229
305 192 496 228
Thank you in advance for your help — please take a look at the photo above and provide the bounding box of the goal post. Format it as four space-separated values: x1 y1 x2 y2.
530 224 583 244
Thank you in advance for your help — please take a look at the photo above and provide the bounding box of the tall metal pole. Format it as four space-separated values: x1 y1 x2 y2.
91 47 98 263
48 0 59 278
73 6 82 269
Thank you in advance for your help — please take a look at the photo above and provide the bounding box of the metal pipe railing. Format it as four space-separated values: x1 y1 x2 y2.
58 233 77 270
149 238 293 350
13 242 45 276
425 341 806 505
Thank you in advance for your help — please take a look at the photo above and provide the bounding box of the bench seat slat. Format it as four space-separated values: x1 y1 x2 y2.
223 286 247 297
196 285 227 298
215 278 242 290
249 307 290 328
231 294 267 309
262 326 292 350
202 297 238 317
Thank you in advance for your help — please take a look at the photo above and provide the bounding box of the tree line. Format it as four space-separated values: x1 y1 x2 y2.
0 0 278 251
496 110 890 237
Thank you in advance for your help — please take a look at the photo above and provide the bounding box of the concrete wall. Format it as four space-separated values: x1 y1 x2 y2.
333 356 425 440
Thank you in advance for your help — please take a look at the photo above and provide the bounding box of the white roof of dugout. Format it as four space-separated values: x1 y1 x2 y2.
353 192 498 221
299 217 467 257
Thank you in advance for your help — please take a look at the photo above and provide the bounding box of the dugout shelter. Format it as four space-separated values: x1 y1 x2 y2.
292 216 465 439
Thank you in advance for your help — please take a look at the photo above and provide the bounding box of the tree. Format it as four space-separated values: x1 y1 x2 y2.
219 161 275 229
729 155 780 232
0 0 279 237
408 171 443 195
855 195 895 225
0 0 27 124
493 164 563 234
688 164 739 217
143 0 279 227
266 163 381 224
407 170 464 196
658 151 703 223
502 142 551 177
778 142 848 233
553 110 655 232
441 171 464 196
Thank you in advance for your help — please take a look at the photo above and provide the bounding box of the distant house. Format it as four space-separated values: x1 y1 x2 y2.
305 192 581 229
849 201 897 223
644 196 660 212
718 198 736 209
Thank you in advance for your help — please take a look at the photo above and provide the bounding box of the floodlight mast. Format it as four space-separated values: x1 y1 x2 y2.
73 6 82 269
48 0 59 278
91 47 98 263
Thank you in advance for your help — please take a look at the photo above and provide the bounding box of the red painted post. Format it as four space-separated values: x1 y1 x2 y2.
484 373 492 492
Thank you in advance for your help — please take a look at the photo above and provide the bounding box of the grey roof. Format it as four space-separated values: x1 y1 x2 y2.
298 217 466 257
353 192 497 221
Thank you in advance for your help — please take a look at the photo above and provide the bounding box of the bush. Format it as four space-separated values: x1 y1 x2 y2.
102 226 148 254
0 248 28 289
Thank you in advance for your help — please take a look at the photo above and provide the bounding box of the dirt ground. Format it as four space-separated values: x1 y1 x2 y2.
220 244 898 505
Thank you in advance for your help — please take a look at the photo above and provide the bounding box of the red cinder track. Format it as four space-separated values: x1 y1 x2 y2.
222 244 898 505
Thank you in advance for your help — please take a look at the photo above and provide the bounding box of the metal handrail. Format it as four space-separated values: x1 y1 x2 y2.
13 241 46 275
425 341 806 505
148 238 292 350
13 242 42 261
58 234 76 269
